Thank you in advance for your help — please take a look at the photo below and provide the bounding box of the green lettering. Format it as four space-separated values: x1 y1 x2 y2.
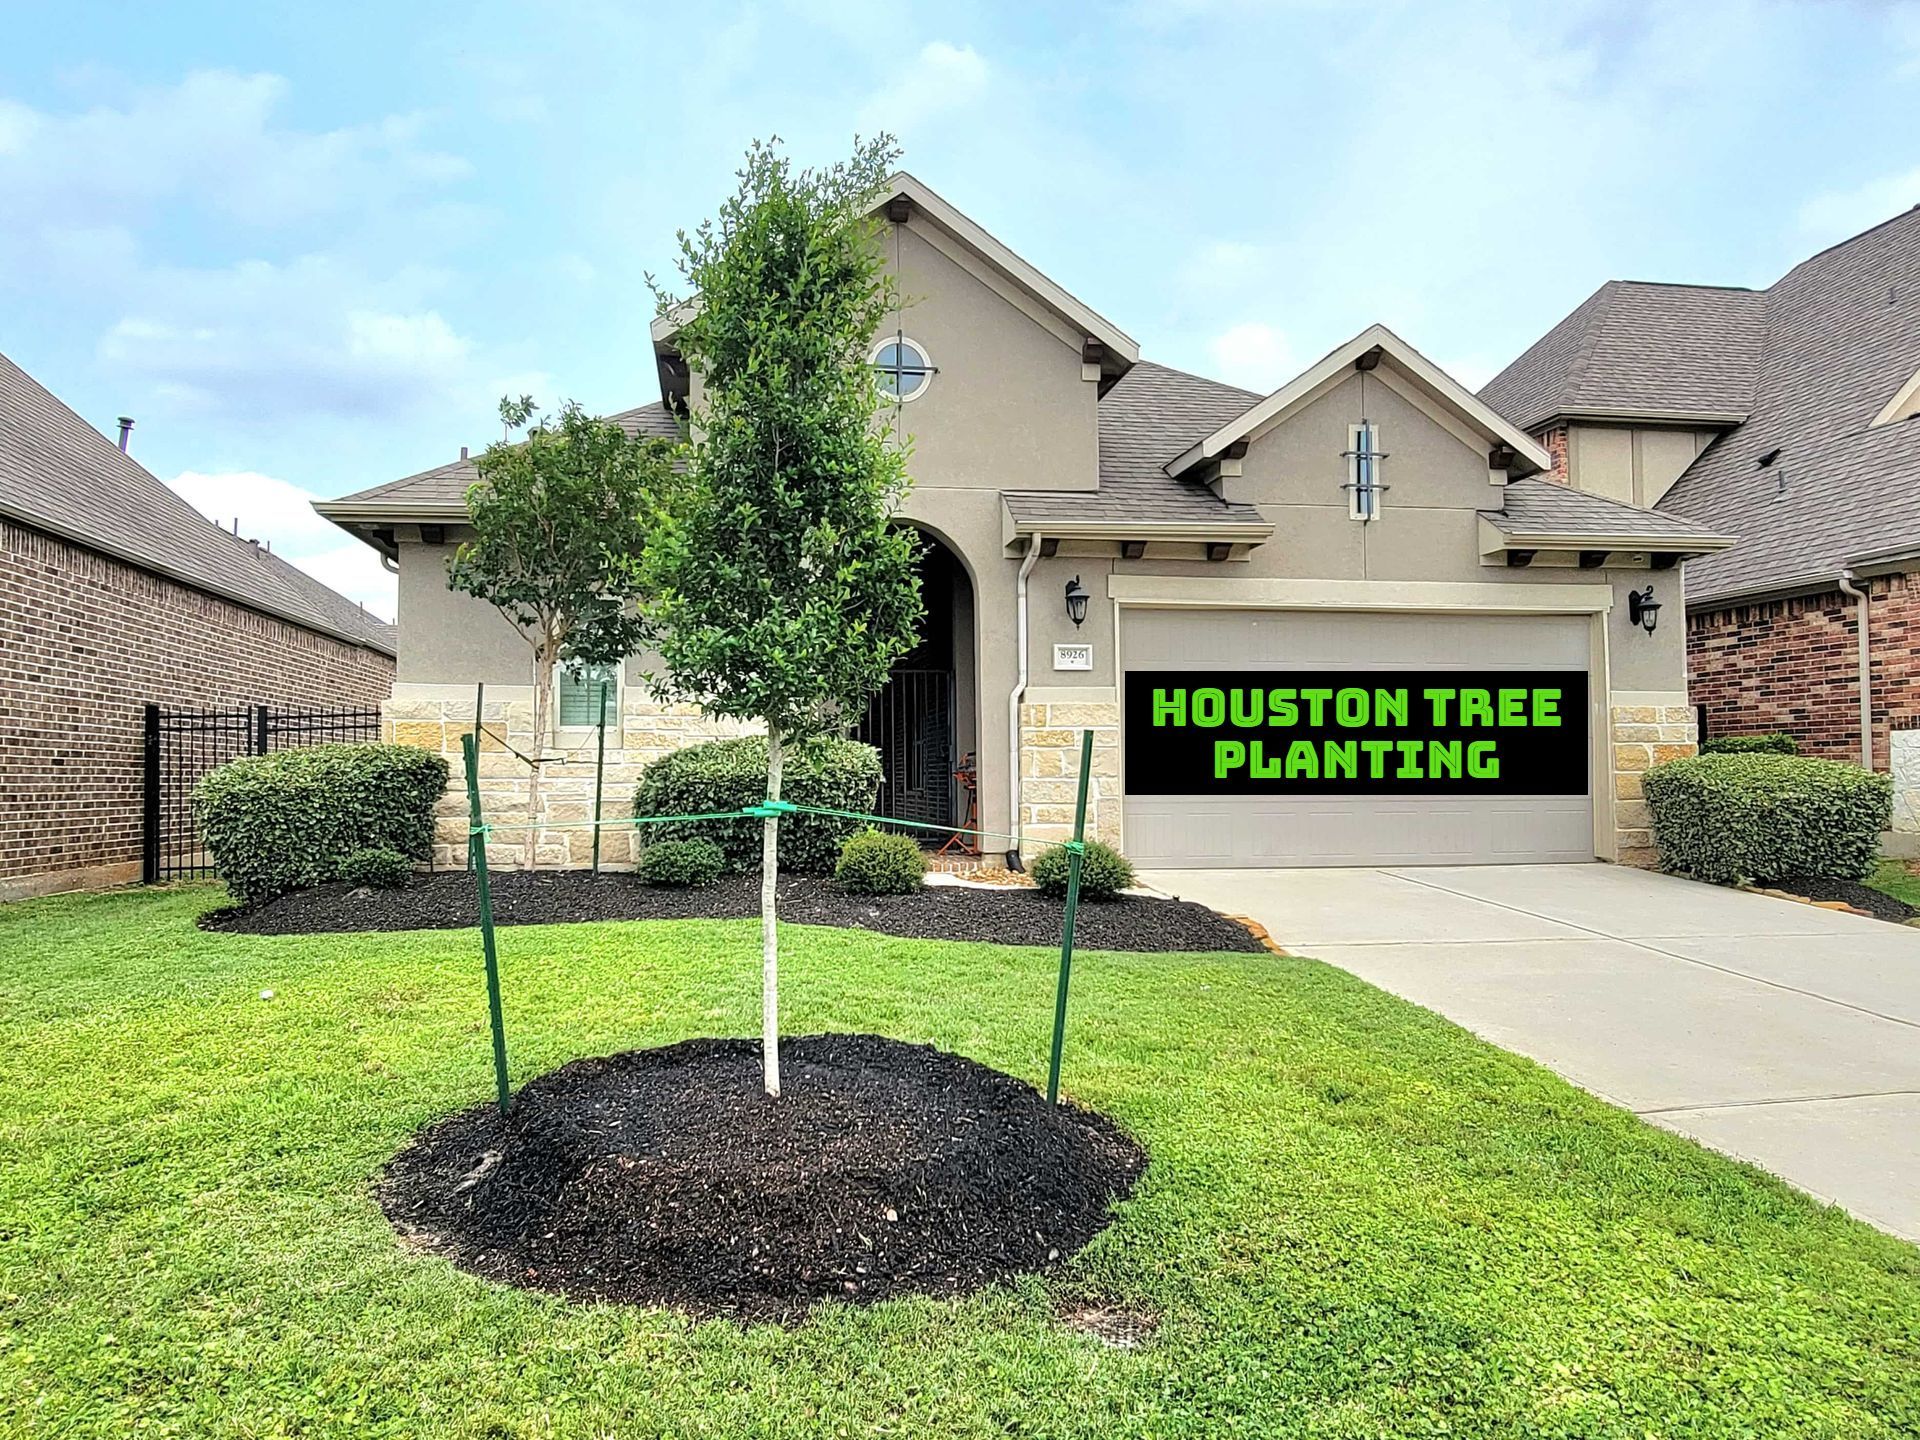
1267 689 1299 727
1468 741 1500 779
1429 740 1462 779
1325 741 1357 779
1376 688 1408 727
1361 739 1394 777
1300 688 1333 725
1395 740 1424 778
1460 690 1494 726
1335 688 1367 727
1214 739 1246 777
1498 689 1528 726
1228 688 1263 728
1193 688 1226 727
1250 742 1284 779
1532 689 1561 726
1426 688 1457 725
1285 740 1320 779
1152 688 1186 728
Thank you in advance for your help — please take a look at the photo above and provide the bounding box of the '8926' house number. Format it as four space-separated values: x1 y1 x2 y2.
1053 643 1094 671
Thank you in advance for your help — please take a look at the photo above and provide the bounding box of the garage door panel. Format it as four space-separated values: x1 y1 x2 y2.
1121 609 1596 868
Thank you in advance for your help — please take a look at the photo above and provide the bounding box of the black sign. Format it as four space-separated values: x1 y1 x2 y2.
1125 670 1589 796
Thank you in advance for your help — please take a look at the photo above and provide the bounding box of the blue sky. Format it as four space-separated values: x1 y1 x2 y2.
5 0 1917 619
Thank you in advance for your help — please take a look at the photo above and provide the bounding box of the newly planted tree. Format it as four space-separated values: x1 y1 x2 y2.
645 137 923 1095
448 398 676 826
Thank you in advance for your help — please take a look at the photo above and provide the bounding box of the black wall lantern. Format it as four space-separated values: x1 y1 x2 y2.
1628 585 1662 635
1064 575 1090 628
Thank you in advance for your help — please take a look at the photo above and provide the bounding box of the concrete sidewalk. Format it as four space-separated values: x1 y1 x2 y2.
1141 863 1920 1242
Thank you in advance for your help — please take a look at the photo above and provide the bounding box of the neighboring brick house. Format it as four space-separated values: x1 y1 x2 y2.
1 350 397 899
1482 205 1920 832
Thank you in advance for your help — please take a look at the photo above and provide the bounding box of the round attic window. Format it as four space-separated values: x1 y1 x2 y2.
871 336 934 402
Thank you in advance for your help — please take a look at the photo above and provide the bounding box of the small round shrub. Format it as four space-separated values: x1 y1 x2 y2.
1030 840 1135 900
1701 732 1799 756
640 837 726 888
834 828 926 895
338 847 412 889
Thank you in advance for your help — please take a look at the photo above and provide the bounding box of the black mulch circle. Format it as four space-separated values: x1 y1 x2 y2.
203 870 1264 954
379 1033 1147 1321
1770 876 1917 924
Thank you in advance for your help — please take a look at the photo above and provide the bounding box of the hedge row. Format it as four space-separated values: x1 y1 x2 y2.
196 744 449 906
1643 753 1890 885
632 735 882 874
1699 733 1799 756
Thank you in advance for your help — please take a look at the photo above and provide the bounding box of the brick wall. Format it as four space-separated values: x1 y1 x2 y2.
0 518 395 897
1540 426 1570 483
1686 571 1920 769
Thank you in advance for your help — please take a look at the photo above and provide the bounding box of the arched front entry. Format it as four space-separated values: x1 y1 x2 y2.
852 530 978 833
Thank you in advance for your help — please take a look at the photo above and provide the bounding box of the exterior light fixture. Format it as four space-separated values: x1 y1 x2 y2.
1064 575 1090 628
1628 585 1662 635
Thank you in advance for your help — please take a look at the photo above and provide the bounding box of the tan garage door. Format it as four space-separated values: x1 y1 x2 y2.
1121 609 1596 868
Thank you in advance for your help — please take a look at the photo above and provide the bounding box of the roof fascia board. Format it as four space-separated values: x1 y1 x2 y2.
1167 324 1551 477
902 215 1084 353
646 173 1141 365
1002 514 1276 543
1552 406 1749 429
1108 572 1616 614
1486 525 1735 553
1869 368 1920 428
888 174 1138 362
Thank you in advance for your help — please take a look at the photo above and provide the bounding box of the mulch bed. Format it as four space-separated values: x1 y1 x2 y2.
1770 876 1918 924
202 869 1264 954
379 1033 1147 1321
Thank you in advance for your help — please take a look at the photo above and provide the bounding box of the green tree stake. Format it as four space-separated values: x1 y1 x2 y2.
591 677 609 874
462 732 513 1117
467 682 484 873
1046 728 1095 1105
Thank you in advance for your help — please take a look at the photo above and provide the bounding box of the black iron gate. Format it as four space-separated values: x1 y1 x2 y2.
853 669 956 830
142 703 382 882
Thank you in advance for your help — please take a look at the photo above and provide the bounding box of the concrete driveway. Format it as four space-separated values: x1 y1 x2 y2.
1141 863 1920 1241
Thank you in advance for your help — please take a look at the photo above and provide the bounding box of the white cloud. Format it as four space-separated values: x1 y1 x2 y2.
1207 321 1296 393
0 69 469 230
1797 166 1920 248
859 41 990 133
166 469 396 617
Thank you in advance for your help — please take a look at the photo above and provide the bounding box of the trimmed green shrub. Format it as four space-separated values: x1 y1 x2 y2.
1643 753 1891 884
632 735 882 874
1030 839 1135 900
834 828 926 894
639 837 726 888
1700 732 1800 757
196 744 449 906
338 847 413 889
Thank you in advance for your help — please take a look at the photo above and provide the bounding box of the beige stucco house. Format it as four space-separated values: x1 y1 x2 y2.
318 173 1729 871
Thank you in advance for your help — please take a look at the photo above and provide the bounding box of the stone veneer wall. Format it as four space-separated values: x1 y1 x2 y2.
384 685 755 870
1017 695 1121 851
1891 730 1920 835
1608 694 1698 867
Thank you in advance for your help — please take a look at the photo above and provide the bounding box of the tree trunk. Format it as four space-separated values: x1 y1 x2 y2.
527 644 554 864
761 724 783 1096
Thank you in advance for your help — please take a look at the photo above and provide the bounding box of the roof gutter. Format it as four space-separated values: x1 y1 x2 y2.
1004 518 1276 544
1837 570 1874 770
1006 531 1042 870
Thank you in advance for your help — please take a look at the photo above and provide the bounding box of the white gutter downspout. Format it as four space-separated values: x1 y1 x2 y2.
1838 570 1873 769
1007 532 1043 868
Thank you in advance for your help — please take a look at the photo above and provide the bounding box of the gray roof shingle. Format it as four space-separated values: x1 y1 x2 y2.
1481 281 1767 432
325 403 684 512
0 349 394 655
1004 360 1270 528
1483 477 1731 545
1658 207 1920 604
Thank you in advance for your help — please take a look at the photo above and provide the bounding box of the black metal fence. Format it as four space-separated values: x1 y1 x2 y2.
142 703 382 882
853 668 956 830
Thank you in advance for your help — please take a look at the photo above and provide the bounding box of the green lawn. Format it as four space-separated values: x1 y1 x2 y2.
1866 858 1920 910
2 889 1917 1438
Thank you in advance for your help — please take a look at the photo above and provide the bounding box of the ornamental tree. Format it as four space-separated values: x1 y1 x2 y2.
448 397 677 824
643 137 924 1096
